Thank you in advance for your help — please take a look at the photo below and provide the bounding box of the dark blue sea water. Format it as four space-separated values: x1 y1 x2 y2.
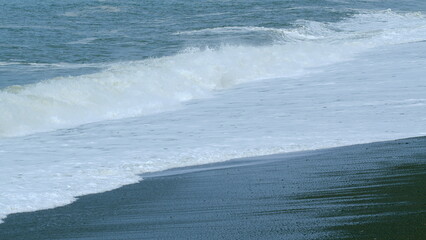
1 0 426 223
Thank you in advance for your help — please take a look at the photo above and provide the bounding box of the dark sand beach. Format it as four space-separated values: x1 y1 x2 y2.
1 137 425 240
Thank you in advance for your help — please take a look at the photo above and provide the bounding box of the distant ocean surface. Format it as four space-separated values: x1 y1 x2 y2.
1 0 426 223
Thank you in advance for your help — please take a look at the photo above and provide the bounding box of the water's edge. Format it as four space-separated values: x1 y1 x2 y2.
0 136 424 239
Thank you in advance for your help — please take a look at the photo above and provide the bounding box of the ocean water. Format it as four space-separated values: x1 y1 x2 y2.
1 0 426 223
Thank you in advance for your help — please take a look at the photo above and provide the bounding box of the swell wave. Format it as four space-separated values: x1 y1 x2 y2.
0 43 347 137
176 9 426 43
0 62 102 68
1 10 425 138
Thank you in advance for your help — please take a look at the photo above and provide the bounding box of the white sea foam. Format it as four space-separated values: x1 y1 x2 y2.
2 10 426 138
0 25 65 30
0 62 101 69
174 26 326 41
174 26 282 35
62 11 80 17
177 10 426 43
0 62 20 66
95 6 121 13
0 43 356 137
67 37 98 45
62 5 121 17
1 10 426 223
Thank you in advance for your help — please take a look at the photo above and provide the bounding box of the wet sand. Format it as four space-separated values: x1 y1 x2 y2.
1 137 425 239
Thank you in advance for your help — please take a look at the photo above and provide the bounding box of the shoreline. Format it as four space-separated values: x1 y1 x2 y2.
1 136 425 239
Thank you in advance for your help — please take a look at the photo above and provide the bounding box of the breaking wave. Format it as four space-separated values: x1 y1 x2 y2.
1 10 426 138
